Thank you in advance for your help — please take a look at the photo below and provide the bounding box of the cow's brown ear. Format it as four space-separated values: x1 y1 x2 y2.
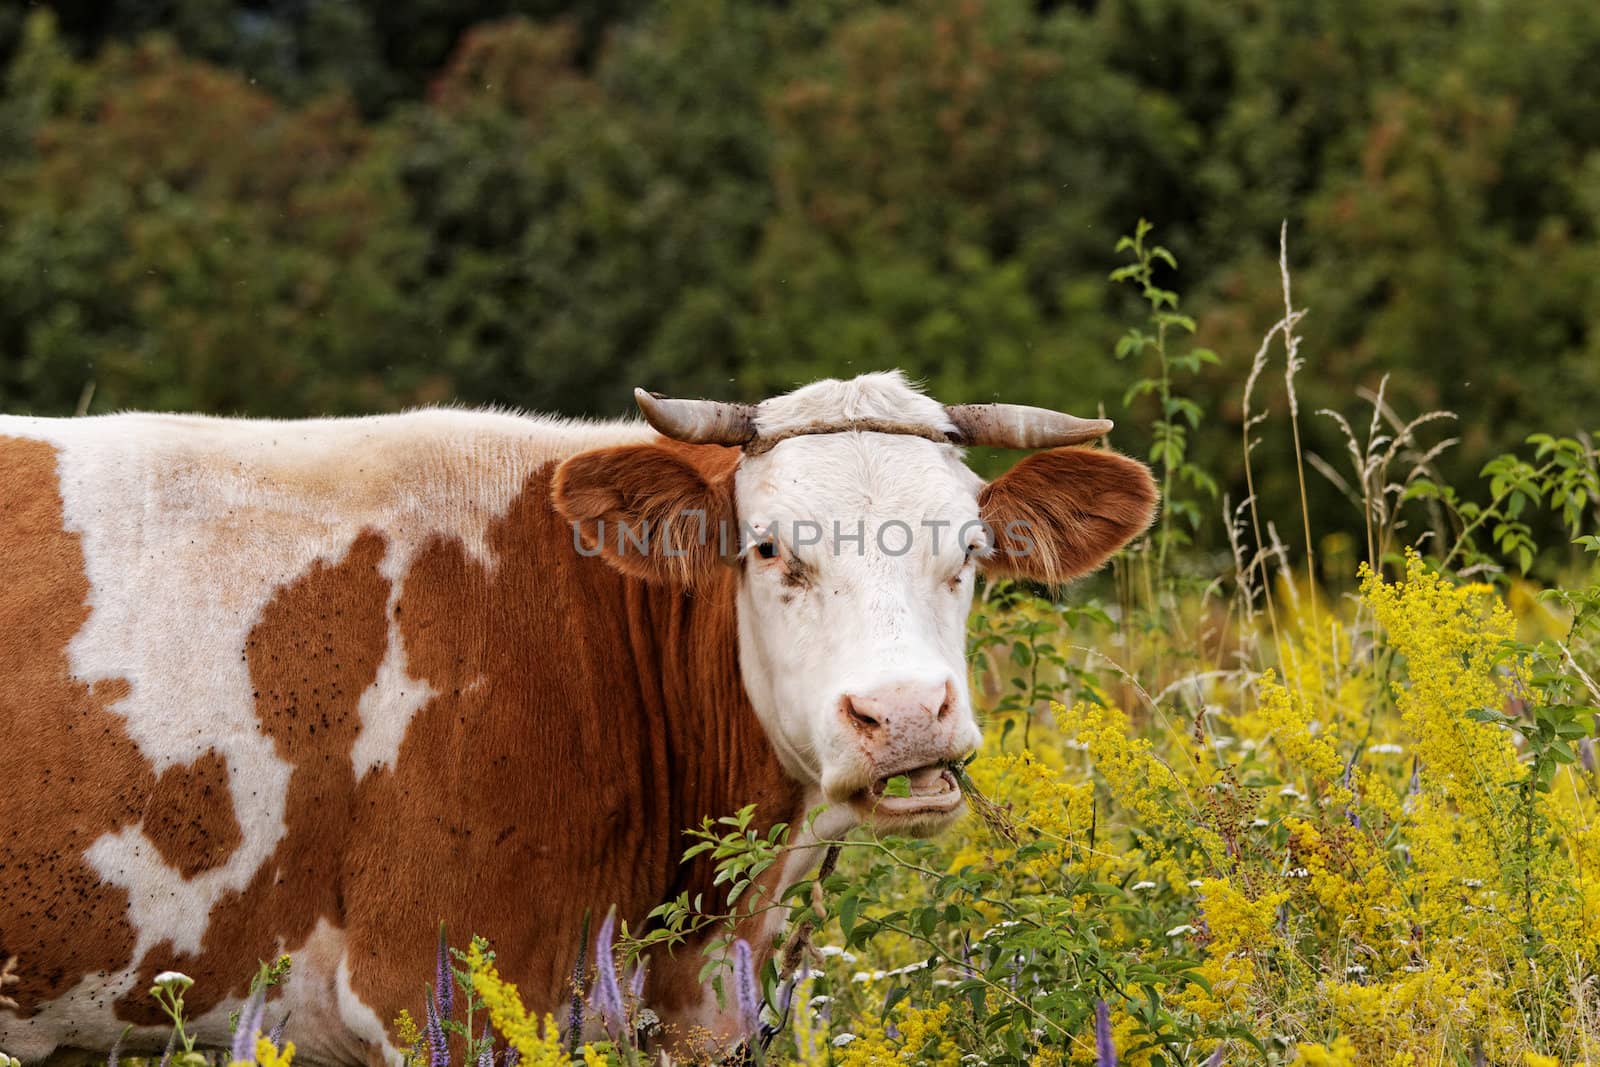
978 447 1157 584
553 443 737 585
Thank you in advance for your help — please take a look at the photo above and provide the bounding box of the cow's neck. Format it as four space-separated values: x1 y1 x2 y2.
632 569 802 847
618 567 812 1022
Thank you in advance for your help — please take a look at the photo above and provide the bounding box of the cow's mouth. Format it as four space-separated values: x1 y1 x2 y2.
851 764 963 821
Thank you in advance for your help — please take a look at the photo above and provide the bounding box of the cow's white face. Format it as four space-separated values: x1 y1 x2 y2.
732 432 986 836
554 371 1158 838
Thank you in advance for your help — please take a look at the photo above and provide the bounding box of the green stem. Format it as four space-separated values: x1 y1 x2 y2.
1157 336 1176 581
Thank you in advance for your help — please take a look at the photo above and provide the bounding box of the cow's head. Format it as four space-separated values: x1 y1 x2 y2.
554 372 1156 835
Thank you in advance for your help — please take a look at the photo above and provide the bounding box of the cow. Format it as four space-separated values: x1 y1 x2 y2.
0 371 1155 1064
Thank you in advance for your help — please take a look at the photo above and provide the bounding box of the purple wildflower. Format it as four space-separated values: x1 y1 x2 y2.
475 1023 493 1067
1094 999 1116 1066
503 1045 520 1067
267 1013 290 1053
592 909 626 1036
566 933 585 1053
424 992 449 1067
231 987 266 1064
629 960 648 1002
1206 1044 1225 1066
435 925 454 1024
731 939 761 1036
1342 758 1361 826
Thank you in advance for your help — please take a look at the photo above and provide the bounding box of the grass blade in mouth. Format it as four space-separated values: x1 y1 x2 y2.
948 760 1021 844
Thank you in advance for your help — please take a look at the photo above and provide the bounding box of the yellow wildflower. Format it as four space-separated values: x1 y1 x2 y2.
466 940 605 1066
1361 553 1525 822
253 1038 293 1067
393 1009 422 1055
1294 1036 1360 1065
835 1003 960 1067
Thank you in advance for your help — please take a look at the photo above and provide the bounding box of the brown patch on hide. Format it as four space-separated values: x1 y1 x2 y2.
0 436 151 1014
143 749 243 879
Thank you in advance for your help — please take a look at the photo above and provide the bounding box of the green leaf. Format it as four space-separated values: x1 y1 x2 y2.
838 894 859 939
881 984 910 1022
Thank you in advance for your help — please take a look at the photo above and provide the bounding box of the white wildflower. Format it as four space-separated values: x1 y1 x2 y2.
852 960 930 983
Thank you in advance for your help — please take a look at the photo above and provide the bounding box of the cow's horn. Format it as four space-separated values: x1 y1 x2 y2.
634 388 758 445
944 403 1113 448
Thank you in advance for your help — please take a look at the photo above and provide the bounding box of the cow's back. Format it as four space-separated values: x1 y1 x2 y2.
0 410 670 1063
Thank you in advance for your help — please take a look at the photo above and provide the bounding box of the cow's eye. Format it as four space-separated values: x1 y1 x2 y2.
756 539 780 561
948 543 981 587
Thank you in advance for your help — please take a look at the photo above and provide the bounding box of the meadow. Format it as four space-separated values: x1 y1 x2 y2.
109 227 1600 1067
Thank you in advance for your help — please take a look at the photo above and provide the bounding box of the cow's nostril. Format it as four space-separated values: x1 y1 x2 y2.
935 679 957 720
843 698 880 731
